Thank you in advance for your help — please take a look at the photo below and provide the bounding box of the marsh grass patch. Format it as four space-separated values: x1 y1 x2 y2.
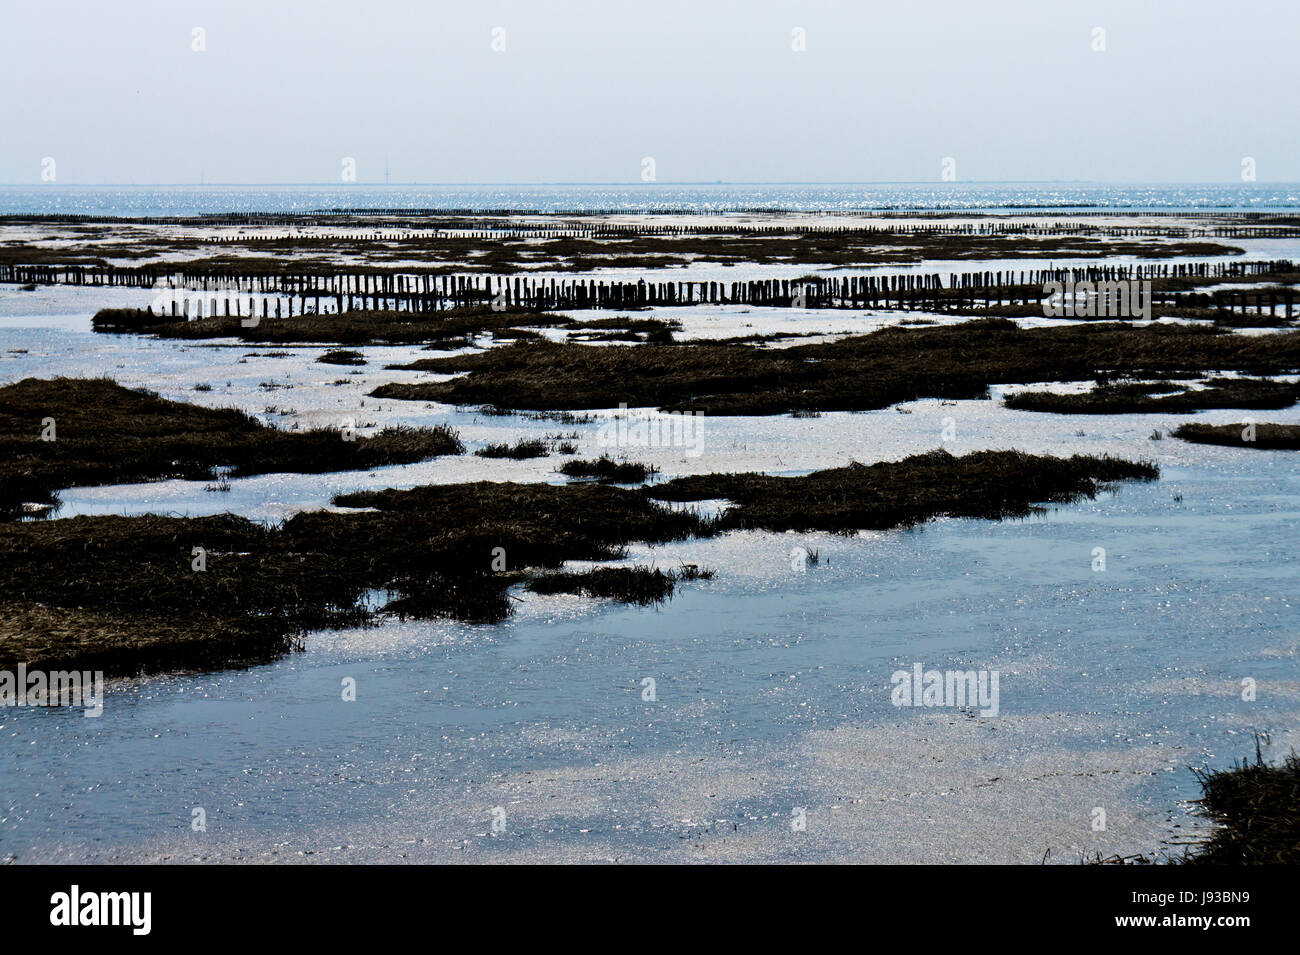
0 377 463 519
1006 378 1299 415
1172 422 1300 450
372 320 1300 416
0 450 1155 676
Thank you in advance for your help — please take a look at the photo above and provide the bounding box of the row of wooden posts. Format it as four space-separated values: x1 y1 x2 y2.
128 286 1300 324
7 258 1292 319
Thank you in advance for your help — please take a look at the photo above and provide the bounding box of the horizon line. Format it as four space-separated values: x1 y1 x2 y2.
0 179 1293 188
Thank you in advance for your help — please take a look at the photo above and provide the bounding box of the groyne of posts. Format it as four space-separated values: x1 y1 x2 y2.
1 258 1295 320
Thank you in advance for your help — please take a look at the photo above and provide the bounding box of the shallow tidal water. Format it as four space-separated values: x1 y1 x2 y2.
1 285 1298 864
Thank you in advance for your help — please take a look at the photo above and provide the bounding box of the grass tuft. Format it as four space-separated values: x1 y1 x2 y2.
474 438 550 459
558 455 659 483
1185 741 1300 865
317 349 366 366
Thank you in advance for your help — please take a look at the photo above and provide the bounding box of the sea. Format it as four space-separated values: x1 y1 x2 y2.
1 182 1299 217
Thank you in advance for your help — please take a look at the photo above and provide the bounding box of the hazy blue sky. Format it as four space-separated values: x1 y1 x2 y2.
2 0 1296 184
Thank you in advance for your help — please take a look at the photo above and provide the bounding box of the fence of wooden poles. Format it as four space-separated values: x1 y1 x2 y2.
1 258 1296 320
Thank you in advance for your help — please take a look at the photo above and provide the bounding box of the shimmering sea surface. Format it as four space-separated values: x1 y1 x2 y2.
2 182 1300 217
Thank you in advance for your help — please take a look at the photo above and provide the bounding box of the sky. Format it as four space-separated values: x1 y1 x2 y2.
1 0 1297 185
